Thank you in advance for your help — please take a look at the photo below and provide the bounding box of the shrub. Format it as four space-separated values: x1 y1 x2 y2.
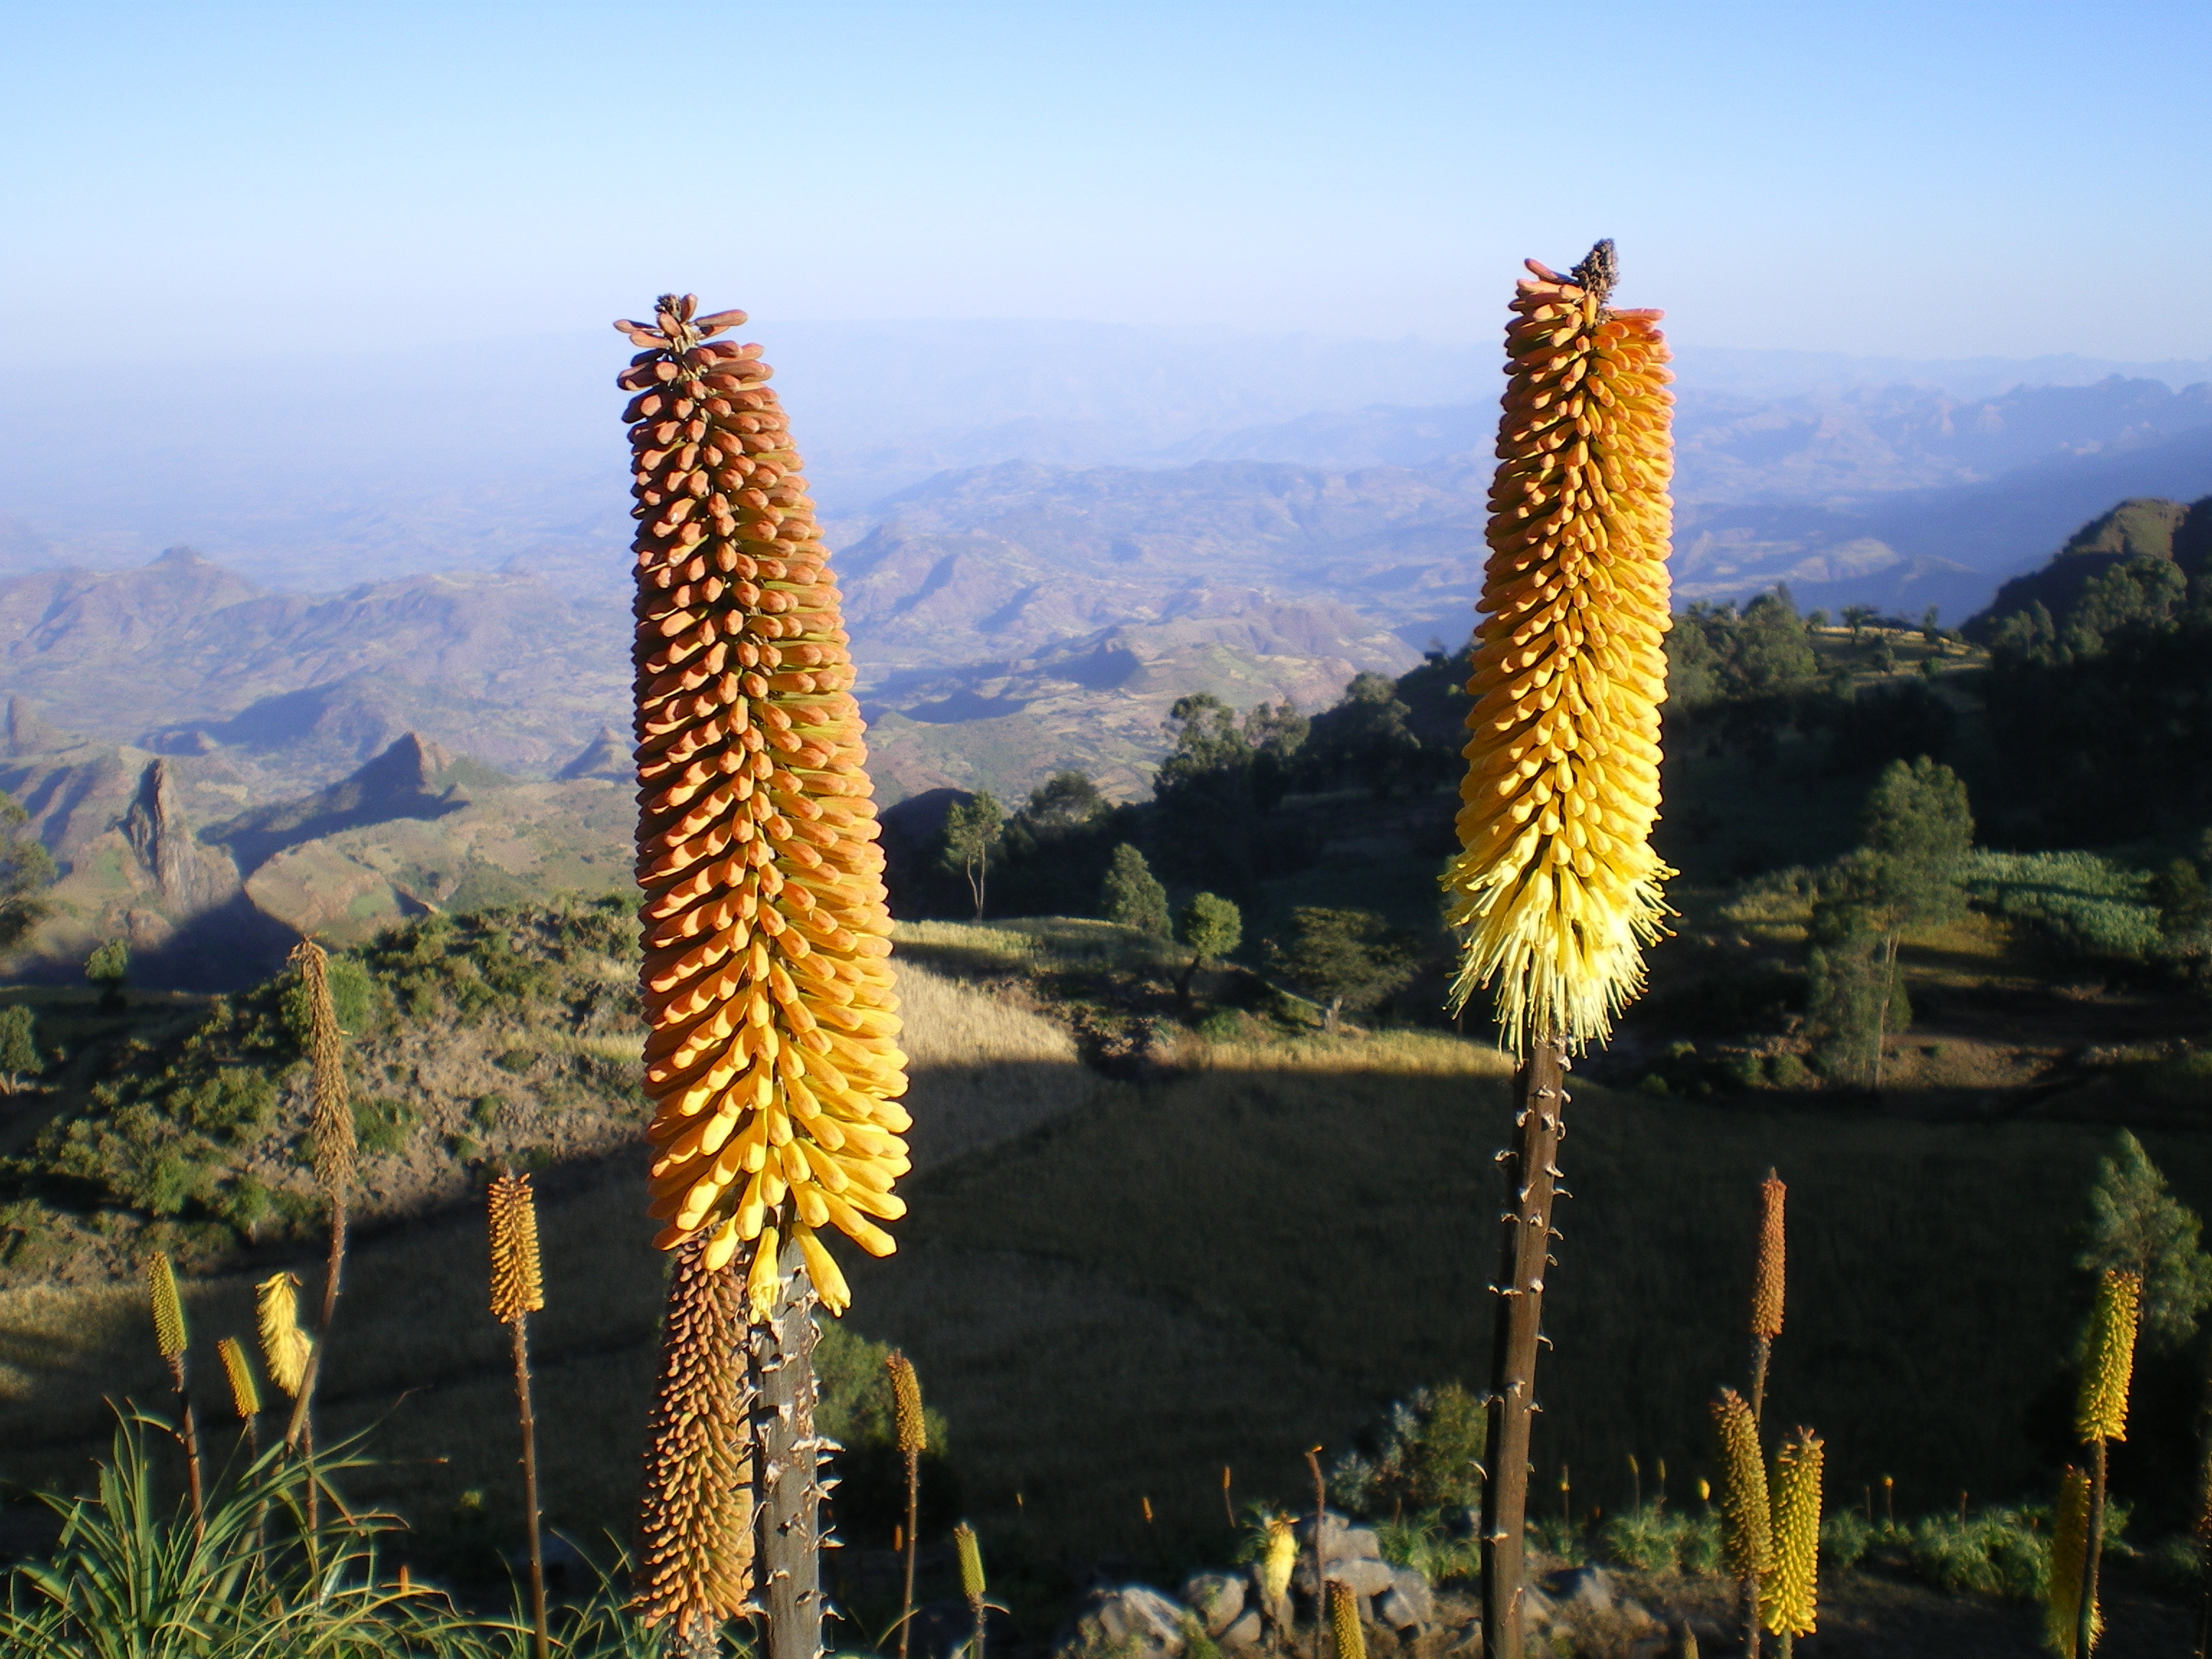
1601 1506 1694 1573
1964 850 2161 961
1820 1508 1874 1570
1903 1506 2051 1599
352 1097 418 1156
1328 1382 1487 1516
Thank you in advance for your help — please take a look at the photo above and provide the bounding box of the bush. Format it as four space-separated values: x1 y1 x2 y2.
1904 1506 2049 1599
352 1097 418 1156
1601 1506 1694 1573
1327 1382 1486 1516
1821 1508 1874 1570
1964 850 2161 961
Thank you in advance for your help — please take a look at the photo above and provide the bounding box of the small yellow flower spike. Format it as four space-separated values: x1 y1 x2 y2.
2076 1268 2141 1444
216 1336 261 1421
1262 1514 1298 1609
886 1350 927 1455
2048 1465 2096 1657
253 1272 313 1398
1444 241 1675 1052
1752 1172 1787 1341
1712 1387 1771 1579
1329 1581 1367 1659
1763 1428 1822 1638
487 1172 545 1324
617 295 910 1305
146 1252 186 1360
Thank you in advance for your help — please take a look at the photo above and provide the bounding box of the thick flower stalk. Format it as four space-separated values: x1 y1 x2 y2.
636 1238 754 1649
1762 1429 1822 1640
619 293 908 1318
1443 240 1673 1052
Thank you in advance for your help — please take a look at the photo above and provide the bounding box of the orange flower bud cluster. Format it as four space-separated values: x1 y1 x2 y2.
619 294 909 1313
1444 243 1674 1051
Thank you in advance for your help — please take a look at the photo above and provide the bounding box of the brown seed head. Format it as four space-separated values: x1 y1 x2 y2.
1711 1387 1771 1578
620 297 910 1310
1761 1428 1822 1638
634 1237 754 1642
487 1172 545 1323
287 940 355 1198
1751 1169 1786 1340
217 1335 261 1421
146 1251 186 1360
2076 1268 2141 1444
886 1349 927 1454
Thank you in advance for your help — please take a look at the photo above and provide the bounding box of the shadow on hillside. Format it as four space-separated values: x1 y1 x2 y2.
4 1054 2206 1581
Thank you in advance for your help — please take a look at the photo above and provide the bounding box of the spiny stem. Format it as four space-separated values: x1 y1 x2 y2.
513 1311 549 1659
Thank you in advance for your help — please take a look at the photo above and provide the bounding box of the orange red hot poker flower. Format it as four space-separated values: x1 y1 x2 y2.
619 293 909 1316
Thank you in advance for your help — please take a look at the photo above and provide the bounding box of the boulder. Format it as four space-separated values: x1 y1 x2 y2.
1292 1555 1395 1601
1216 1609 1264 1652
1375 1565 1434 1632
1179 1573 1246 1638
1294 1511 1383 1561
1545 1564 1615 1616
1079 1585 1187 1658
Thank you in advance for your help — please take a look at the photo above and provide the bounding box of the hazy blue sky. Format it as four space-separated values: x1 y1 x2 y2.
4 0 2208 364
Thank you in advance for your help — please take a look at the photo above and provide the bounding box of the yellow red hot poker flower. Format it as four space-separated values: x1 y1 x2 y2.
1443 241 1675 1051
618 294 909 1316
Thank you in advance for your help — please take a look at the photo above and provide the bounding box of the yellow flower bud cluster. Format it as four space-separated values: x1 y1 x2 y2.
146 1251 186 1360
1444 245 1675 1051
2048 1465 2096 1657
637 1239 753 1641
217 1336 261 1421
2075 1268 2140 1444
618 294 910 1315
1711 1386 1771 1579
1762 1428 1822 1639
487 1172 544 1324
255 1271 313 1399
1328 1580 1366 1659
886 1349 927 1455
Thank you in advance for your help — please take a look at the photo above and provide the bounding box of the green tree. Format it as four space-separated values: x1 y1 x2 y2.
1266 907 1417 1032
1243 701 1309 811
0 791 55 953
1100 844 1171 938
1174 892 1242 1004
1304 673 1421 799
0 1004 37 1092
86 940 130 1012
1804 759 1972 1089
939 793 1004 920
2079 1130 2212 1350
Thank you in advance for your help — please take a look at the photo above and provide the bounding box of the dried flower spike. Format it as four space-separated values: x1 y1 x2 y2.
254 1271 313 1398
487 1172 546 1323
146 1251 186 1360
1443 242 1675 1051
635 1238 753 1645
886 1350 927 1454
1712 1388 1771 1579
2077 1268 2140 1444
1763 1428 1822 1638
287 940 355 1197
217 1336 261 1421
619 294 910 1314
1751 1170 1786 1340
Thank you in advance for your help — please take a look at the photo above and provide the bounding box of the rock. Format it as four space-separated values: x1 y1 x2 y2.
1520 1584 1556 1632
1081 1585 1187 1658
1216 1609 1264 1651
1295 1511 1383 1561
1374 1566 1434 1632
1292 1555 1395 1601
1545 1564 1615 1616
1180 1573 1246 1637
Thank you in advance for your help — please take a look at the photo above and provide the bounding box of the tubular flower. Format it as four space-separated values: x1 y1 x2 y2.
1443 241 1674 1051
619 293 909 1314
254 1272 313 1398
2048 1465 2096 1656
1762 1429 1822 1638
487 1172 545 1323
954 1521 986 1602
637 1238 754 1641
1261 1514 1298 1609
886 1350 927 1455
217 1336 261 1421
147 1252 186 1360
1712 1387 1771 1579
2075 1269 2141 1444
1751 1170 1786 1341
